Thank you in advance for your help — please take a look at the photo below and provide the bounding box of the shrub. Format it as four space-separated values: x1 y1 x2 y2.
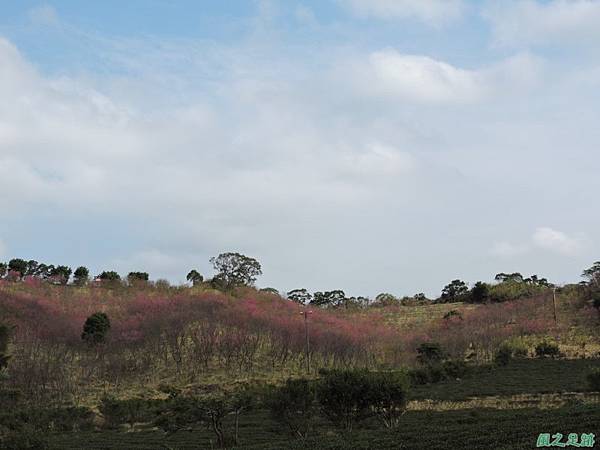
81 312 111 345
317 369 373 432
494 345 513 366
366 371 409 429
267 378 319 439
416 342 444 365
535 341 560 358
441 360 468 378
99 397 160 429
587 368 600 392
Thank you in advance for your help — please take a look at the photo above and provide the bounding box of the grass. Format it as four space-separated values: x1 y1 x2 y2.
411 358 600 401
48 404 600 450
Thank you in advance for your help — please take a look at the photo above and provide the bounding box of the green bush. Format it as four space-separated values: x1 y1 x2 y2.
494 345 513 366
416 342 444 365
587 368 600 391
99 397 161 429
535 341 560 358
81 312 111 345
317 369 409 432
266 378 319 439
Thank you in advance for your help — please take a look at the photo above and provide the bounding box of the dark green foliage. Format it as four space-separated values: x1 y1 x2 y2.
47 404 600 450
494 345 513 366
366 371 409 429
73 266 89 285
469 281 489 303
210 252 262 290
49 265 72 284
127 272 149 284
0 262 6 277
416 342 444 365
582 261 600 287
535 341 560 358
266 378 319 438
317 369 373 432
99 397 161 429
7 258 27 277
186 269 203 286
97 271 121 281
310 290 347 308
439 279 469 302
81 312 111 345
586 368 600 391
260 287 280 295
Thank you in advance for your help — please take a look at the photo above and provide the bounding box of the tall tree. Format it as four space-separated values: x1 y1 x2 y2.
210 252 262 290
8 258 27 278
582 261 600 288
440 280 469 303
73 266 90 286
287 288 313 305
186 269 204 286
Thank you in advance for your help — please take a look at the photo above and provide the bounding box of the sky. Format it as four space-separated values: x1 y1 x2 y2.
1 0 599 298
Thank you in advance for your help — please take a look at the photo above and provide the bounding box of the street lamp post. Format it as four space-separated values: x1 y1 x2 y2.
300 310 313 374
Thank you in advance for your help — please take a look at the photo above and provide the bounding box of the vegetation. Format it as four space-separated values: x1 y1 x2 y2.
0 255 599 448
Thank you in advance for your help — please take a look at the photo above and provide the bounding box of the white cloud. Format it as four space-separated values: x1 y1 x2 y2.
338 0 465 26
345 49 541 104
485 0 600 47
532 227 584 256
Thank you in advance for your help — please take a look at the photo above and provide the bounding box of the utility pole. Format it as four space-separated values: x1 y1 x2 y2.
300 310 312 374
552 287 558 326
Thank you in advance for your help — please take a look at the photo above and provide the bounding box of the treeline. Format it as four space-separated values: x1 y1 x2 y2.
2 253 600 310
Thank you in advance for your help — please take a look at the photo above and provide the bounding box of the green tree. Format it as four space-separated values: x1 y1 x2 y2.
311 290 346 308
267 378 319 439
287 288 313 305
470 281 489 303
317 369 372 432
209 252 262 290
186 269 204 286
583 261 600 288
50 265 72 285
73 266 89 286
7 259 27 278
97 271 121 281
440 280 469 302
0 263 6 278
81 312 111 345
366 371 409 429
25 260 39 276
127 272 149 284
373 293 399 307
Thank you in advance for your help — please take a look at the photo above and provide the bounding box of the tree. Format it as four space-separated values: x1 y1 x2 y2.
416 342 444 365
470 281 489 303
317 369 373 432
73 266 90 286
494 272 524 283
366 371 409 429
25 260 39 276
7 259 27 278
373 293 399 307
440 280 469 302
50 265 72 285
127 272 149 284
0 263 6 278
186 269 204 286
287 289 312 305
267 378 319 439
260 287 279 295
582 261 600 288
310 290 346 308
97 271 121 281
209 252 262 290
81 312 111 345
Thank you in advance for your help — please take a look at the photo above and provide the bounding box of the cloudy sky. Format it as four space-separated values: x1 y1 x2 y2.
1 0 599 297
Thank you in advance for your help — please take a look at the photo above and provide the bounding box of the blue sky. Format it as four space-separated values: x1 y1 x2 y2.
1 0 600 297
